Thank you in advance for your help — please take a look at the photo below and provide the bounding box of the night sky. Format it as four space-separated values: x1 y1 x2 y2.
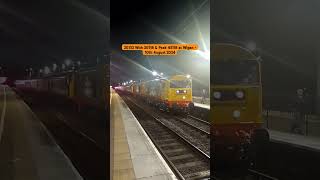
212 1 320 98
3 0 319 96
111 0 210 94
0 0 109 79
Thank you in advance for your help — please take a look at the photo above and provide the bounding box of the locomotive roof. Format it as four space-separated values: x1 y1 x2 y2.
129 74 190 86
213 43 258 61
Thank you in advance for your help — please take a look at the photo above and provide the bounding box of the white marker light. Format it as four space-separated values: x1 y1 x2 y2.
213 91 221 99
233 110 241 118
235 91 244 99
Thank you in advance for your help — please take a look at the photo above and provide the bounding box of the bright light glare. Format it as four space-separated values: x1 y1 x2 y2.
195 50 210 60
152 71 158 76
186 74 191 78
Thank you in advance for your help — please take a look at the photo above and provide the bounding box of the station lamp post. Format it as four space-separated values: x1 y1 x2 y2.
53 63 57 72
62 64 66 71
65 58 72 70
26 68 33 79
39 69 43 77
44 66 51 75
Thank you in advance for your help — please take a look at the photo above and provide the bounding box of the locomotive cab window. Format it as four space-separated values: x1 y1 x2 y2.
170 79 191 88
213 60 259 85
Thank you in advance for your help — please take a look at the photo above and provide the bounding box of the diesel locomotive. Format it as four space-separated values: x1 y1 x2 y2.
211 43 269 170
123 74 194 112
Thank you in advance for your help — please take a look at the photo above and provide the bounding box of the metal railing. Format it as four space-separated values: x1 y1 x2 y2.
263 109 319 136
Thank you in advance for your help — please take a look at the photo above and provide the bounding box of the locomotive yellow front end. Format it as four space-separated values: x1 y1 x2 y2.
211 43 269 169
165 75 194 112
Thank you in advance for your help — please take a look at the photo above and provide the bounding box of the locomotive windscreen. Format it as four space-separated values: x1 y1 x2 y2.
170 79 191 88
213 60 259 85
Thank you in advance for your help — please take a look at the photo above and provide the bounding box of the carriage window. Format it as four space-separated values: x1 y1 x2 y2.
213 60 259 85
170 79 191 88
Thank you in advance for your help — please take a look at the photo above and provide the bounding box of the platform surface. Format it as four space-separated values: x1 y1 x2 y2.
111 89 177 180
194 102 210 109
0 85 82 180
269 129 320 152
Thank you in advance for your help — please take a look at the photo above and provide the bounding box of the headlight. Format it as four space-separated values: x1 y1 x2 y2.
213 91 221 99
183 90 187 93
235 91 244 99
233 110 241 118
182 96 186 99
176 90 179 93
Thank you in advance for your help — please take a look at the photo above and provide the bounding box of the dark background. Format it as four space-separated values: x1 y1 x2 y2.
212 0 320 111
0 0 109 79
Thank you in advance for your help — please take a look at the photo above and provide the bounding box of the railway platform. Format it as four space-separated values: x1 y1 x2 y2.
194 102 210 110
193 96 210 110
110 89 177 180
264 110 320 150
0 85 82 180
269 130 320 152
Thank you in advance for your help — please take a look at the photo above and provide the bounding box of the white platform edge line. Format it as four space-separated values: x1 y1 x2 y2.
194 102 210 109
17 91 84 180
116 93 178 180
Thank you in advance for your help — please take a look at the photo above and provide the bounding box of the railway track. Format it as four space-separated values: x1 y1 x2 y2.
123 96 210 180
174 115 210 134
126 96 210 156
166 116 210 155
24 96 107 180
247 169 279 180
122 95 279 180
54 111 105 151
188 115 210 126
